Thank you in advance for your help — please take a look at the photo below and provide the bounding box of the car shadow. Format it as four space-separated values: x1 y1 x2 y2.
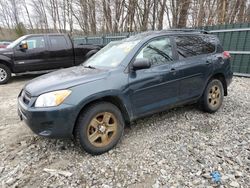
33 104 200 156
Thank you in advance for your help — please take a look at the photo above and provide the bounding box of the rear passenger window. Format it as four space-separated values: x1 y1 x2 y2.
175 36 215 59
49 36 68 50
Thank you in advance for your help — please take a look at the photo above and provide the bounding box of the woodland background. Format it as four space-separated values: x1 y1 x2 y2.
0 0 249 40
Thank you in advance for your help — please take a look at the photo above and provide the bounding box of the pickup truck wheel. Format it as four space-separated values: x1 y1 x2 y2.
201 79 224 113
0 64 11 84
85 50 98 59
75 102 124 155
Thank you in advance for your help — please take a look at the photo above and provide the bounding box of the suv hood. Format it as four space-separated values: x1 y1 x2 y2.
25 66 109 96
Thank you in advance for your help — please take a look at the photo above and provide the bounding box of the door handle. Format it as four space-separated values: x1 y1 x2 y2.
170 68 177 75
206 60 212 65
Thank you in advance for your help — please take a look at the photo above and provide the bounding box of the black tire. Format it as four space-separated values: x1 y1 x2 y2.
0 64 11 84
74 102 124 155
201 79 224 113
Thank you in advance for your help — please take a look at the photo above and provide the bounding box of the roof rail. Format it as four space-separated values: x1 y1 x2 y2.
161 29 210 34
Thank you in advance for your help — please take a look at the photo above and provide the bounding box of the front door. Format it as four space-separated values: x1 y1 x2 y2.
128 36 182 118
13 35 49 72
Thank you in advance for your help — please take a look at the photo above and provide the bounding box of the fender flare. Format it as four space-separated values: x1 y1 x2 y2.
71 91 133 133
0 55 13 71
85 49 99 59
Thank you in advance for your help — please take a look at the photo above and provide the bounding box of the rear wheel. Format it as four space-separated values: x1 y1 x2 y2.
85 50 98 59
74 102 124 155
0 64 11 84
201 79 224 113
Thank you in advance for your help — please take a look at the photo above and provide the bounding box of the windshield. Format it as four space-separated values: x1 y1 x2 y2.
84 40 140 68
7 36 26 48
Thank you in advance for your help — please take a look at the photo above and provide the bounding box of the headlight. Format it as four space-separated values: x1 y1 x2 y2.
35 90 71 107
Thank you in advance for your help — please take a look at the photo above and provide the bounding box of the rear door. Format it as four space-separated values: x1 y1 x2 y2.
173 35 215 101
13 35 50 72
47 35 74 69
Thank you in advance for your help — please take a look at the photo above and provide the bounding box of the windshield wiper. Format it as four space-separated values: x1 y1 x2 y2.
84 65 96 69
147 45 173 61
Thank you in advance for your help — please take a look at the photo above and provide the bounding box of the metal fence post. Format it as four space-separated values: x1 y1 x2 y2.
101 35 105 45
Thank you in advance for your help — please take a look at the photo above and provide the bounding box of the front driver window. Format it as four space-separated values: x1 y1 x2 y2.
136 37 173 66
23 36 45 50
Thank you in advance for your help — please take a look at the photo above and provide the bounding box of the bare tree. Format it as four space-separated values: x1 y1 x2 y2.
0 0 12 29
197 0 205 26
0 0 250 36
113 0 125 33
23 0 34 30
157 0 167 30
89 0 97 34
238 0 247 23
103 0 112 32
177 0 191 28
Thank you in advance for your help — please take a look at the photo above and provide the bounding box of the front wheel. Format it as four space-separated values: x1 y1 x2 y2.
74 102 124 155
0 64 11 84
201 79 224 113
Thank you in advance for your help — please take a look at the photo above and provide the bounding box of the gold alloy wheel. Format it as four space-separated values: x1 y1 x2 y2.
208 85 221 108
87 112 118 147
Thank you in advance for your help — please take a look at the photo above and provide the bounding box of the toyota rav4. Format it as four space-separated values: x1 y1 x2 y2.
18 30 233 155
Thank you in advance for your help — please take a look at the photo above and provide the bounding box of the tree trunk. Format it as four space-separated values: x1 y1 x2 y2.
158 0 167 30
141 0 151 31
23 0 33 30
171 0 178 28
89 0 96 34
103 0 112 32
238 0 246 23
152 0 157 30
218 0 228 24
177 0 191 28
197 0 205 26
229 0 240 24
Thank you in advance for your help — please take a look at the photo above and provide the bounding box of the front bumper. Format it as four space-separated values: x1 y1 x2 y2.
18 97 77 138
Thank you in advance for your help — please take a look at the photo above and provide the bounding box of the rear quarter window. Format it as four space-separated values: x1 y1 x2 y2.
175 35 216 59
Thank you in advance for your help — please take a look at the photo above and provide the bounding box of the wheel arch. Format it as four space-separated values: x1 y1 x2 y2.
209 73 228 96
0 59 13 72
85 49 98 59
72 95 131 135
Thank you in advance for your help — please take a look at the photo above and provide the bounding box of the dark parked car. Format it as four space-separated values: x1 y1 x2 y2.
18 30 233 155
0 34 102 84
0 41 11 48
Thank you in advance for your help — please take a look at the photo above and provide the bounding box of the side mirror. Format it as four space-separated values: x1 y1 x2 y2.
19 41 28 50
132 58 151 71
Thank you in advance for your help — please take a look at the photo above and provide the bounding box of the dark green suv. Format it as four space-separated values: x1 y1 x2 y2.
18 30 233 155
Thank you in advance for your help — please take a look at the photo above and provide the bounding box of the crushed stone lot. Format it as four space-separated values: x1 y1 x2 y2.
0 75 250 187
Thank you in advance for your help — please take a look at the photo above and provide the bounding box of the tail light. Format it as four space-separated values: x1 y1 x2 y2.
223 51 231 59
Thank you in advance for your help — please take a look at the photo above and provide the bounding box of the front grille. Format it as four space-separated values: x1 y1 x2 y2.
21 90 31 105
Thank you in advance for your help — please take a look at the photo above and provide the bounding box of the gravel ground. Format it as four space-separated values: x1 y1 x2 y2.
0 75 249 188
